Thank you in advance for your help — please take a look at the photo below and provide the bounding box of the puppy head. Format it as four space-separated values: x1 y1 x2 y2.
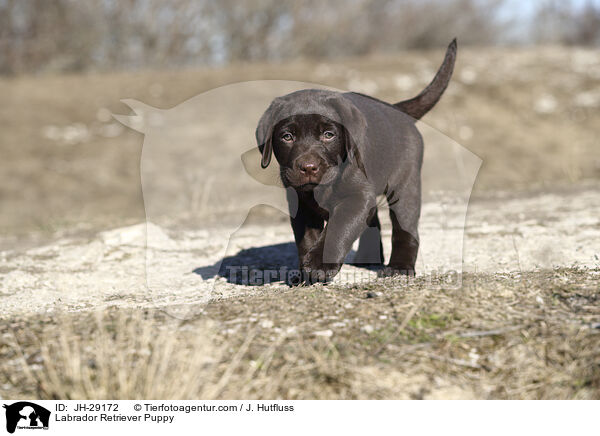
256 90 367 191
271 114 347 190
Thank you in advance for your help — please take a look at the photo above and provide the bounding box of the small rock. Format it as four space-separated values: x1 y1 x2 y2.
260 319 274 329
362 325 374 334
313 329 333 338
366 291 377 299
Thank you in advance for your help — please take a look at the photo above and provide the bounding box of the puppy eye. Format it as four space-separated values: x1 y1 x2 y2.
281 133 294 142
322 131 335 140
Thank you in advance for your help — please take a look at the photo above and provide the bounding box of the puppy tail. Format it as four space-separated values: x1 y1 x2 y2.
394 38 457 120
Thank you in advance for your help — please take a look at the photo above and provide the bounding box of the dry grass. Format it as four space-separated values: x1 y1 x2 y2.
1 310 225 399
0 309 359 400
1 268 598 400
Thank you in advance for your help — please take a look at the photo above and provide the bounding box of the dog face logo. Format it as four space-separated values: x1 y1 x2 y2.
2 402 50 434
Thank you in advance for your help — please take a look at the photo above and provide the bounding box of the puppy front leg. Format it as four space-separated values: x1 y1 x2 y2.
303 194 375 283
290 204 324 282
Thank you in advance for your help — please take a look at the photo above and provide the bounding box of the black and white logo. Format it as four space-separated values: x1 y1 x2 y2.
3 402 50 434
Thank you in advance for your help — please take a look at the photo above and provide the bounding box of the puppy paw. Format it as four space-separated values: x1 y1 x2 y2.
300 259 341 284
299 245 342 284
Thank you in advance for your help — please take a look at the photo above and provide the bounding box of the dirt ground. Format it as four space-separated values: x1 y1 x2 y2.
0 46 599 399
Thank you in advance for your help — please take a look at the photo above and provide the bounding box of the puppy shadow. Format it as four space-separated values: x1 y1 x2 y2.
193 242 298 285
193 242 376 286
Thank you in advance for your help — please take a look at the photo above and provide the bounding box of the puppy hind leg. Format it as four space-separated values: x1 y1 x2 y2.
386 207 419 276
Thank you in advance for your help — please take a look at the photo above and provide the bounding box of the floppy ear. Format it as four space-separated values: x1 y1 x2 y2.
344 125 356 158
342 125 366 175
258 136 273 169
256 99 282 169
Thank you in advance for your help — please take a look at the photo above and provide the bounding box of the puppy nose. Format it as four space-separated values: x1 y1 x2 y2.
299 161 319 175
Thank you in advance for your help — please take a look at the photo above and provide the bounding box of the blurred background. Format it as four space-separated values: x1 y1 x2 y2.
2 0 600 73
1 0 599 247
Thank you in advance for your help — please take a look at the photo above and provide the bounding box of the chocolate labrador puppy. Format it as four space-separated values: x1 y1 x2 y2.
257 39 457 284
